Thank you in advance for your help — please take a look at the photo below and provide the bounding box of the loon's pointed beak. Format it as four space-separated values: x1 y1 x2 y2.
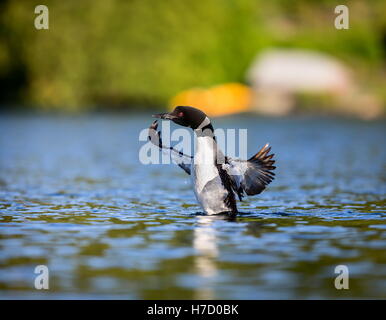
152 112 176 120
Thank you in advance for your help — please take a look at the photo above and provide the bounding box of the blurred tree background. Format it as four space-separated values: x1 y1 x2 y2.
0 0 385 112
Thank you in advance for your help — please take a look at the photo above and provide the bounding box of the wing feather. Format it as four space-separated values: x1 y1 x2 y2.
224 143 276 198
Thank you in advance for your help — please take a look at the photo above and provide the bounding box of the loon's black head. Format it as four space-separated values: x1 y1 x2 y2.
153 106 211 130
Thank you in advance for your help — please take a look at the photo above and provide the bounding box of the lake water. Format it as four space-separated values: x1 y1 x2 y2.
0 113 385 299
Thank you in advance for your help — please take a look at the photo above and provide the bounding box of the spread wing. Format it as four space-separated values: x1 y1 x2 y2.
223 143 276 200
172 153 192 175
148 120 192 175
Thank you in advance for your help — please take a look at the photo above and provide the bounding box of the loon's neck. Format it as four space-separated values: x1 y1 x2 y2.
194 116 215 140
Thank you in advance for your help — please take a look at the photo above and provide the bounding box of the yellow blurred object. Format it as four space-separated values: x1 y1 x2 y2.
169 83 252 117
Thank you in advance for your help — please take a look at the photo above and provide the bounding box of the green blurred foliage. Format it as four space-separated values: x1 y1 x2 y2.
0 0 385 111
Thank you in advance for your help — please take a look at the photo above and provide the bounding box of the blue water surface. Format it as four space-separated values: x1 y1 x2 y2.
0 113 385 299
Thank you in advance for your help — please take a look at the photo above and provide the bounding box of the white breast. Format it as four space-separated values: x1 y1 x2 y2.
191 136 230 215
193 136 218 193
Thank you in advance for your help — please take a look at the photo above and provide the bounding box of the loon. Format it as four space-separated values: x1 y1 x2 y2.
148 106 276 216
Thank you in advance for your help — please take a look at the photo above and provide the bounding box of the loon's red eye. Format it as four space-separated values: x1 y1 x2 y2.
178 112 184 117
